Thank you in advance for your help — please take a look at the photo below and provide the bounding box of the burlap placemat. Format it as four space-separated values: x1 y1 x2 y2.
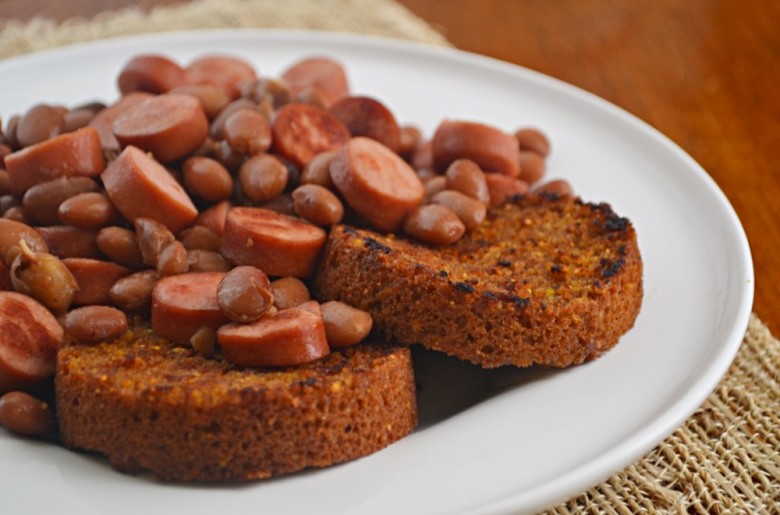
1 0 777 512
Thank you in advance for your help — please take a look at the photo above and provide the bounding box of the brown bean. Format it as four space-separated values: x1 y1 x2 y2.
169 84 231 119
403 204 466 245
259 193 297 216
430 190 487 231
189 326 216 357
209 98 258 140
238 154 289 204
320 300 373 348
95 226 144 268
16 104 66 148
445 159 490 205
135 217 175 267
3 207 28 223
157 240 189 277
3 115 21 150
515 127 551 157
182 156 233 202
35 226 101 259
423 175 447 200
484 173 530 207
223 108 272 156
193 200 231 237
58 192 120 229
216 266 273 322
9 241 78 314
22 176 100 225
534 179 574 197
398 125 422 160
62 108 96 133
186 249 231 272
63 305 128 343
210 139 245 173
63 258 131 306
0 195 21 214
240 77 290 109
0 391 55 437
518 150 547 185
0 219 48 263
117 54 190 95
291 184 344 226
0 169 10 197
109 269 158 311
270 276 310 310
300 150 336 188
179 225 220 251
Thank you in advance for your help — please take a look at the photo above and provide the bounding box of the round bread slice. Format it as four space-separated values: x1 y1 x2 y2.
315 194 643 368
56 326 417 482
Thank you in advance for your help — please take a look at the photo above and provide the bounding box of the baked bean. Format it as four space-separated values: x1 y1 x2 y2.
63 305 128 343
3 207 28 223
189 326 216 357
22 176 100 226
182 156 233 202
0 143 12 161
0 170 10 197
534 179 574 197
58 192 120 229
186 249 231 272
210 98 257 139
238 154 289 203
0 391 54 437
403 204 465 245
62 108 96 133
430 190 487 231
0 219 48 262
64 258 131 307
96 226 144 269
135 217 175 267
35 226 101 259
300 150 336 188
259 193 297 216
519 150 546 185
179 225 220 251
445 159 490 205
515 127 551 157
16 104 66 148
271 277 310 310
423 175 447 200
320 301 373 348
3 115 20 149
169 84 231 119
109 269 158 311
185 54 257 100
398 125 423 160
291 184 344 226
0 195 20 216
211 139 245 173
484 173 529 207
9 240 77 314
156 241 189 277
240 77 290 109
223 108 272 156
216 266 273 322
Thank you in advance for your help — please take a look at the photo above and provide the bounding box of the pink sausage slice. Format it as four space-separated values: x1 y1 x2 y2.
329 136 425 233
101 146 198 233
0 291 63 394
271 102 351 168
88 92 153 151
218 301 330 367
220 207 326 278
151 271 227 345
281 57 350 107
432 120 521 177
4 127 106 195
112 93 208 163
185 54 257 99
328 96 401 152
117 54 191 95
62 258 131 306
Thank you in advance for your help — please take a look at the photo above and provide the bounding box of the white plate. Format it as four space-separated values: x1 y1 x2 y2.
0 30 753 514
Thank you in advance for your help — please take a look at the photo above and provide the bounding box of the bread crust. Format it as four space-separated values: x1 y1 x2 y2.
315 194 643 368
56 326 417 482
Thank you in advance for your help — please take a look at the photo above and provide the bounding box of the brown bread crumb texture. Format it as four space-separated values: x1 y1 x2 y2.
56 326 417 482
315 194 643 368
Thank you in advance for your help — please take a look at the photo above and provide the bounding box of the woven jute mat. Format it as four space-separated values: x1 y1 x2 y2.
2 0 778 512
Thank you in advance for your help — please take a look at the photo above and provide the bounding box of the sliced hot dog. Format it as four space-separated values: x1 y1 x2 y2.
328 96 401 152
112 93 209 163
217 300 330 367
185 54 257 100
62 258 131 306
329 136 425 233
4 127 106 195
271 102 351 168
101 146 198 233
117 54 191 95
432 120 521 177
87 92 153 151
0 219 49 262
281 57 350 107
150 271 228 345
220 207 327 278
0 291 63 394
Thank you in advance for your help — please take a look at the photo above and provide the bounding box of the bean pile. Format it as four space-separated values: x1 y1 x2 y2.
0 53 571 437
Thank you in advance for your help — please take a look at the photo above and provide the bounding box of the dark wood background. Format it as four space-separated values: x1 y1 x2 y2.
2 0 777 335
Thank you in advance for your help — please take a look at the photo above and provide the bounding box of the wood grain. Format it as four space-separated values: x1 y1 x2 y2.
1 0 777 335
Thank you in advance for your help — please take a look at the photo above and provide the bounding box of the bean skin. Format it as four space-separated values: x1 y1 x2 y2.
156 241 189 277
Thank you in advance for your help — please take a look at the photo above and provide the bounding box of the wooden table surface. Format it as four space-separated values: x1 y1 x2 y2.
2 0 778 336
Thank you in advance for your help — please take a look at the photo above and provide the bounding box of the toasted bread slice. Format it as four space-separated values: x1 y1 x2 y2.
56 325 417 482
315 194 643 368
